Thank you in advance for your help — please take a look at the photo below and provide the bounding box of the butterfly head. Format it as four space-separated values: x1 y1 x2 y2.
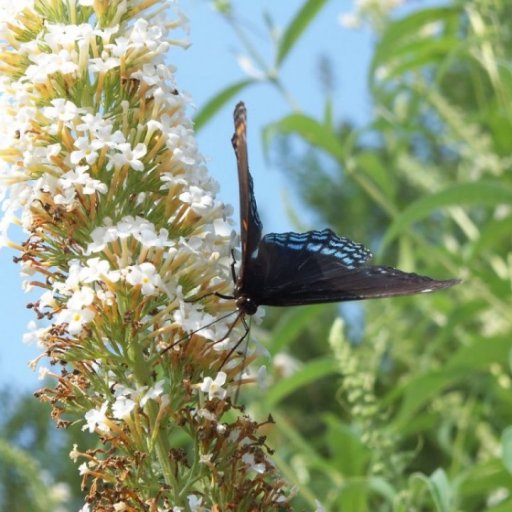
235 294 258 316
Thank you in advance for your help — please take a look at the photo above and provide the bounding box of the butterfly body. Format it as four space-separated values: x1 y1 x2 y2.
230 101 459 315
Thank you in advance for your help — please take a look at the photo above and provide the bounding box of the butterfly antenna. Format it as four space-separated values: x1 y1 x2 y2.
160 309 239 356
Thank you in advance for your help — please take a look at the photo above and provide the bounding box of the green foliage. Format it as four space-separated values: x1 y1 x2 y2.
0 389 92 510
275 0 329 66
211 0 512 510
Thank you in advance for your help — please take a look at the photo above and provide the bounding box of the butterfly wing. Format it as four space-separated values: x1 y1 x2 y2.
243 229 459 305
232 102 263 287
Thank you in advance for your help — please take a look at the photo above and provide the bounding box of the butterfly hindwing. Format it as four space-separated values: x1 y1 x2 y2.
241 229 458 305
263 229 372 269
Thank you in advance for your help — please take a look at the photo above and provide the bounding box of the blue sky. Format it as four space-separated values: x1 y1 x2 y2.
0 1 433 391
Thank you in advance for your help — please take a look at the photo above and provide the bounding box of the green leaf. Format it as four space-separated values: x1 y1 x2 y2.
430 469 455 512
448 335 512 371
388 335 512 428
468 216 512 260
323 414 368 476
371 6 460 78
502 427 512 475
389 370 460 430
266 357 339 406
0 440 50 511
409 469 454 512
262 113 344 161
380 181 512 251
459 459 512 501
372 38 460 85
276 0 329 67
193 79 255 131
367 477 397 504
267 305 325 355
355 152 396 201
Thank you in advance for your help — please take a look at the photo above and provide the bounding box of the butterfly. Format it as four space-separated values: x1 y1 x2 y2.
230 101 459 317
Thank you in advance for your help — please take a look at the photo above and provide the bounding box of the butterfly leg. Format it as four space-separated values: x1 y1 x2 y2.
231 316 251 403
159 310 238 356
217 313 250 370
182 250 237 304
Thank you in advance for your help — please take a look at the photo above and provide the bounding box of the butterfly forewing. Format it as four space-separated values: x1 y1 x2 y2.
232 102 262 286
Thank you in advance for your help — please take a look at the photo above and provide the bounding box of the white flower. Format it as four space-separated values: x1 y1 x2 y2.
140 379 165 407
69 444 80 462
40 290 57 308
54 187 77 207
228 428 241 443
196 408 217 422
78 463 90 476
89 55 120 73
63 259 83 290
70 137 104 165
77 113 122 145
38 367 52 380
22 321 48 348
44 22 93 53
129 19 170 54
56 306 95 334
112 396 136 420
86 216 171 254
83 402 110 433
165 125 201 166
135 225 171 249
212 218 233 238
79 258 116 283
173 304 225 342
199 372 227 400
25 49 79 83
67 287 95 309
108 142 147 171
86 222 118 254
187 495 202 512
42 98 81 122
179 185 214 214
125 262 162 296
241 453 266 474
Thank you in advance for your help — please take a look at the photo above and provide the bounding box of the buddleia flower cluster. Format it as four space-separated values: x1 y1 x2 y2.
0 1 289 510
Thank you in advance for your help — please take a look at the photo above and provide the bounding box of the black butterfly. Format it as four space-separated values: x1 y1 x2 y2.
231 101 459 316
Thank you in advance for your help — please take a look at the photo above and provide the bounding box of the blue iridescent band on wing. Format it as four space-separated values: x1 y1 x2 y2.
262 228 372 269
